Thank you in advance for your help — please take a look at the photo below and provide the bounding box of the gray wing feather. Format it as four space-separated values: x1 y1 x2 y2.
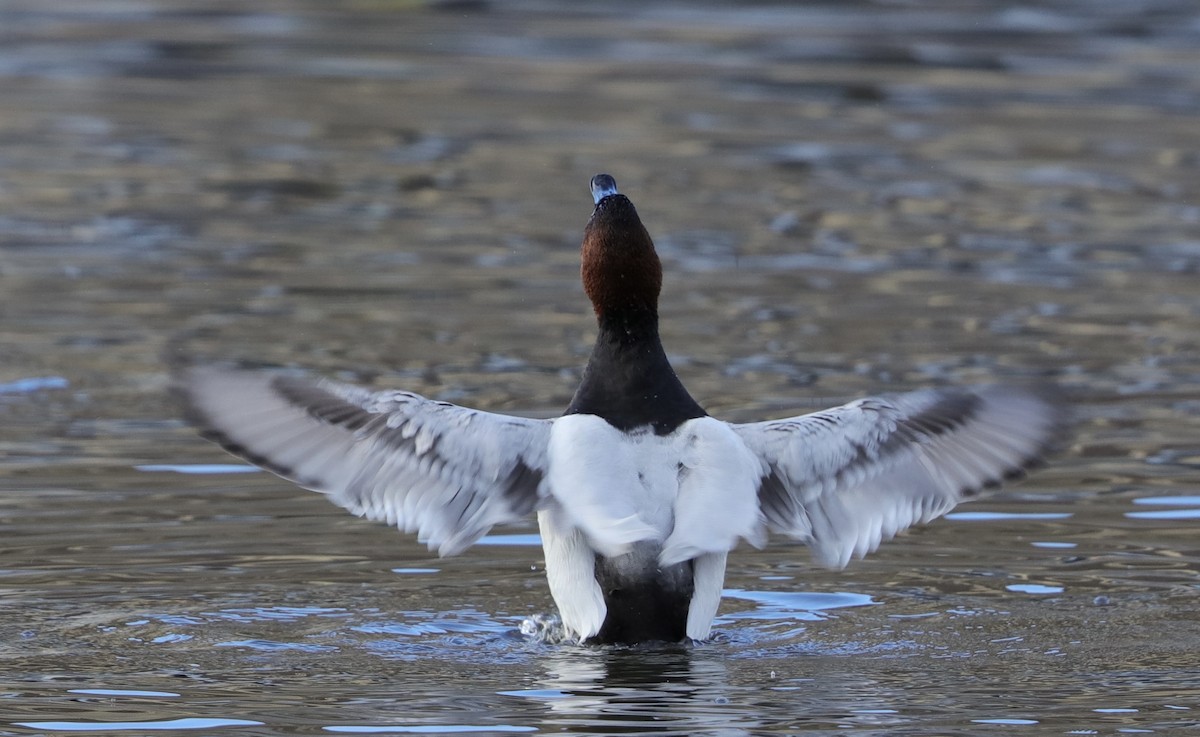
733 386 1063 569
180 366 552 556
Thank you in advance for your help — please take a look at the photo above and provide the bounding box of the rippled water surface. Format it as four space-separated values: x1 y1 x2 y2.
3 1 1200 734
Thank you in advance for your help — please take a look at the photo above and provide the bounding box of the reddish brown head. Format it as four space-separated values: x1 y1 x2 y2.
581 174 663 319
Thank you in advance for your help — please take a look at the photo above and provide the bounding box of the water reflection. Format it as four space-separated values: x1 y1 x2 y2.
531 648 761 735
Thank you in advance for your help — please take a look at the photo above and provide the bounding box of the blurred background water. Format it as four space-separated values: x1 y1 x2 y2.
2 1 1199 734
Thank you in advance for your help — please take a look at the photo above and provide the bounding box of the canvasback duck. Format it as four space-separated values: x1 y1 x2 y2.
181 174 1062 645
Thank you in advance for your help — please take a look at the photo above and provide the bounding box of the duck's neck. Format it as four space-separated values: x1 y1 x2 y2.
566 306 706 435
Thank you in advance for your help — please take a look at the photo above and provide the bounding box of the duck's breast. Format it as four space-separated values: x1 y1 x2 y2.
546 414 765 559
544 414 675 556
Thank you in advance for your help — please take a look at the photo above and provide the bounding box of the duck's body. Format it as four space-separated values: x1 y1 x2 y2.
540 414 762 641
182 174 1062 644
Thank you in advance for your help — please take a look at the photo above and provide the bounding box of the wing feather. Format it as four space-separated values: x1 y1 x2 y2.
179 366 552 556
734 386 1063 569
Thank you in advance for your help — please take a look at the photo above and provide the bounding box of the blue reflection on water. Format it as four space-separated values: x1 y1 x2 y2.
67 689 180 698
215 639 338 652
1006 584 1064 594
325 727 536 734
972 718 1039 725
946 511 1072 521
13 718 264 731
1133 495 1200 505
0 375 69 393
722 589 875 621
477 534 541 546
134 464 260 474
1126 509 1200 520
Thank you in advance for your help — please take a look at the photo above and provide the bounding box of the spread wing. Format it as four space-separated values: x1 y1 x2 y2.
732 386 1063 569
178 366 552 556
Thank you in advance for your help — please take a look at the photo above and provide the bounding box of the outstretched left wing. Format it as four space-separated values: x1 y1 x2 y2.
179 366 553 556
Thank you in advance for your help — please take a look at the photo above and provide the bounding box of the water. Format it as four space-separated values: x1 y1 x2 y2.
3 0 1200 734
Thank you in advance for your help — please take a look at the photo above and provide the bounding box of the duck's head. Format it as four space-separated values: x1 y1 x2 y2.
581 174 663 319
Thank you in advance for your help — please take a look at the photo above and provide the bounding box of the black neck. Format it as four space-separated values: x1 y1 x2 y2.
566 308 706 435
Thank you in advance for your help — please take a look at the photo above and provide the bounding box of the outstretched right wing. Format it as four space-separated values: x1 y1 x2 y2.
733 386 1063 568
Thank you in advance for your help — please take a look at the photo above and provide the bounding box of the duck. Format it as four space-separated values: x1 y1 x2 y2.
180 173 1062 645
